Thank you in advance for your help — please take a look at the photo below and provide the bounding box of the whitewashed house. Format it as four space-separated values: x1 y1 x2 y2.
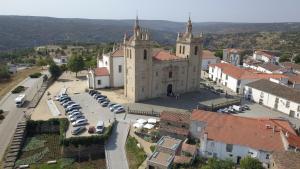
253 50 279 64
208 63 287 94
201 50 219 71
190 110 300 167
222 48 243 66
53 55 68 65
244 79 300 119
7 63 17 74
87 47 124 89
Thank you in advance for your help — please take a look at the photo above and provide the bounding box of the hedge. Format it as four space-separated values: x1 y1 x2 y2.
29 72 42 78
11 86 25 94
26 118 114 147
62 121 114 147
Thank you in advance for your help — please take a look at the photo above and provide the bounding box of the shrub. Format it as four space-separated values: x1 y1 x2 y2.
150 145 155 152
11 86 25 93
22 137 46 151
59 158 75 168
15 147 49 166
29 72 42 78
0 114 4 120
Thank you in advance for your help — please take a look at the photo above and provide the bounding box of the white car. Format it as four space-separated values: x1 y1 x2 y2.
67 110 81 116
96 121 104 133
69 112 82 119
63 101 75 107
70 115 85 122
72 119 88 127
67 103 80 109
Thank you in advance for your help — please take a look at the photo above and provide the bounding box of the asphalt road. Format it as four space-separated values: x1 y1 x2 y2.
105 121 129 169
0 75 44 160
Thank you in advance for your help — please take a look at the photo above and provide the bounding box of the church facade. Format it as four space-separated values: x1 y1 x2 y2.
123 17 203 102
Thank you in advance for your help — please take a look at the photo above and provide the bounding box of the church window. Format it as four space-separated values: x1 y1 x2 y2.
169 71 172 78
182 46 185 54
179 46 182 54
194 46 198 55
105 61 108 65
97 80 101 85
130 49 132 59
156 72 158 76
144 49 147 60
118 65 122 73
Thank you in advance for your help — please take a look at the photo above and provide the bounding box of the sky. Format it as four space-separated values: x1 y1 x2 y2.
0 0 300 23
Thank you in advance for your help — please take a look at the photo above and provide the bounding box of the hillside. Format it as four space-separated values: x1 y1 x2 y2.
1 15 300 51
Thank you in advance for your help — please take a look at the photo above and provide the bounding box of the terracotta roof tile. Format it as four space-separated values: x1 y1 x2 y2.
259 63 281 71
160 111 191 124
281 62 300 71
94 67 109 76
255 50 276 59
153 51 182 61
202 50 217 59
160 126 189 136
181 142 197 155
174 156 192 164
191 110 300 151
272 151 300 169
247 79 300 103
111 48 124 57
210 63 286 80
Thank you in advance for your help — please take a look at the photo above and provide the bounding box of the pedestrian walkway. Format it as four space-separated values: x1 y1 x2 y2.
105 121 129 169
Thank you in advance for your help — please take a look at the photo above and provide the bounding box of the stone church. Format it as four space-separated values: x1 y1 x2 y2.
123 17 203 102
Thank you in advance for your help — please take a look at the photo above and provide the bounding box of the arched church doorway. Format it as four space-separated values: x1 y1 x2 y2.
167 84 173 96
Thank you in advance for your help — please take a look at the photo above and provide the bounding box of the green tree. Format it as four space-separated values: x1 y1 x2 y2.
201 158 235 169
294 55 300 64
240 156 264 169
84 55 97 68
0 65 11 80
49 64 62 79
279 53 291 62
214 50 223 59
67 55 84 77
36 58 47 66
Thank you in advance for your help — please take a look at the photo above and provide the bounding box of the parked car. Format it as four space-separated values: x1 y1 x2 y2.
67 110 81 116
59 97 70 102
67 103 80 109
96 121 104 133
70 115 85 122
69 112 82 119
101 101 109 107
55 94 68 101
93 93 101 99
71 126 86 135
113 107 125 114
97 97 107 102
89 90 99 95
108 103 116 108
95 95 106 100
110 104 122 111
88 126 96 134
72 119 88 127
232 105 242 112
66 106 81 112
98 99 108 104
241 105 250 111
63 101 76 108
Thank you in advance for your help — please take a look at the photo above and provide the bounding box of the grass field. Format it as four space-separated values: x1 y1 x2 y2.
126 136 147 169
0 66 42 100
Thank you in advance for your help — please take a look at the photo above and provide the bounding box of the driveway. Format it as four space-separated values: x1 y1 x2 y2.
0 75 44 160
105 121 129 169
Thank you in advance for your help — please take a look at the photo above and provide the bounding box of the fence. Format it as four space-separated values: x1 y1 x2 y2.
127 108 160 117
197 98 241 111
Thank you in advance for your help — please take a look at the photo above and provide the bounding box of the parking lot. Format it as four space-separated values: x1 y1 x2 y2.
63 92 115 138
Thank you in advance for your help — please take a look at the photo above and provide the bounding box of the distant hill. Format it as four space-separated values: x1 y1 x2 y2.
1 15 300 51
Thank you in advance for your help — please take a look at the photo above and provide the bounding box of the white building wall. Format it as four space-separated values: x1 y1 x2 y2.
201 139 270 165
98 55 110 70
202 58 217 70
94 76 110 89
112 57 124 87
244 86 300 119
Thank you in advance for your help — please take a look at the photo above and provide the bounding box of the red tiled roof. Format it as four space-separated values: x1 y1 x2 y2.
111 48 124 57
281 62 300 71
287 74 300 84
209 63 286 80
174 156 192 164
256 50 276 59
94 67 109 76
182 142 197 155
153 51 182 61
259 63 281 72
191 110 300 152
160 111 191 124
160 126 189 136
202 50 217 59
